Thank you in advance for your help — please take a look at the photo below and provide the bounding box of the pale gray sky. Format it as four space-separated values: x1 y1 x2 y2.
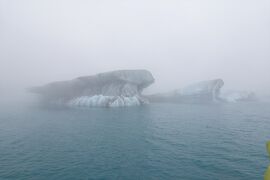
1 0 270 97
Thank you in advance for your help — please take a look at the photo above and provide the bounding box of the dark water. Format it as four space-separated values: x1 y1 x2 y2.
0 102 270 179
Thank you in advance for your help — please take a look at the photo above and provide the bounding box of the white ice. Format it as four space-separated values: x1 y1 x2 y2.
68 95 145 107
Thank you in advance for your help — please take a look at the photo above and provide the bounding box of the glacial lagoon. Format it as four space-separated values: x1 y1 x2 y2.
0 102 269 179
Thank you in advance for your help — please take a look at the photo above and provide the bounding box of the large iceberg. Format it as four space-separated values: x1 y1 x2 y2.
147 79 224 103
29 70 155 107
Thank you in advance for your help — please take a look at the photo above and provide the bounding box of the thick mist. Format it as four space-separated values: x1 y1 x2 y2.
1 0 270 102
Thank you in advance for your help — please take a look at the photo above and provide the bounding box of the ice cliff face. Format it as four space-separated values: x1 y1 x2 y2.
29 70 155 107
147 79 224 103
67 95 149 107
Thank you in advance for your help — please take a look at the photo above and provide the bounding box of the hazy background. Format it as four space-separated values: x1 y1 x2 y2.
1 0 270 100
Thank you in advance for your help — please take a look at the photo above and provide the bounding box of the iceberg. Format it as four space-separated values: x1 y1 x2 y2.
29 70 155 107
29 70 257 107
147 79 224 103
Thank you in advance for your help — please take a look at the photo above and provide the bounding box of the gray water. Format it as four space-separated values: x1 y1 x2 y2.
0 102 269 179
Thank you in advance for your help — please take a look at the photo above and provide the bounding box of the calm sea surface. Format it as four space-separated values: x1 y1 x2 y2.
0 102 270 179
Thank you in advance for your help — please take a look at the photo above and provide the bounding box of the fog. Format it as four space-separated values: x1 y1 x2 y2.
1 0 270 101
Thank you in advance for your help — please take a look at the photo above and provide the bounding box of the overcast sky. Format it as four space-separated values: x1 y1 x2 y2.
1 0 270 97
